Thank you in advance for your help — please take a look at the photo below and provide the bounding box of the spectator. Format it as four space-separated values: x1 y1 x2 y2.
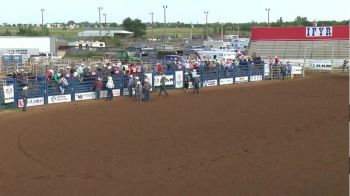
159 74 169 96
127 75 135 97
184 72 190 93
135 81 142 102
94 77 103 100
343 59 349 72
142 79 151 103
21 86 28 112
58 75 69 94
106 76 115 101
193 75 200 94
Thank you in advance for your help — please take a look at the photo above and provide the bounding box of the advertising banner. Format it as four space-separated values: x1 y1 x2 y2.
101 89 121 97
235 76 249 83
291 66 303 75
310 60 332 71
154 75 174 86
203 80 218 87
75 92 96 101
250 75 263 82
3 85 14 103
18 97 44 107
175 71 184 88
48 94 71 104
220 78 234 85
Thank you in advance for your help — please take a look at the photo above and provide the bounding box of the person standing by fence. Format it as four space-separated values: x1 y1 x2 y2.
135 81 142 102
159 74 169 96
193 75 200 94
21 86 28 112
94 77 103 100
128 75 135 97
184 72 190 93
58 75 69 94
106 76 115 101
142 79 151 103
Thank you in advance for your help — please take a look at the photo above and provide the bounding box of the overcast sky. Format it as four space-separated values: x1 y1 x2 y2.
1 0 349 24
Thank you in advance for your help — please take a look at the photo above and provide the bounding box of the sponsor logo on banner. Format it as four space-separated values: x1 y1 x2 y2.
75 92 96 101
101 89 121 98
203 80 218 87
291 66 303 75
48 94 71 104
235 76 249 83
154 75 174 86
264 64 270 76
3 85 14 103
18 97 44 107
175 71 184 88
220 78 233 85
250 75 263 82
310 60 332 71
122 88 134 96
306 26 332 37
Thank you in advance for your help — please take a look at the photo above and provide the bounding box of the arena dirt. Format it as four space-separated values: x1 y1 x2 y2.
0 73 348 196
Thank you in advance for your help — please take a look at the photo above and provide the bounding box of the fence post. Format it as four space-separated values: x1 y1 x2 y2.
217 65 220 85
13 78 18 108
44 79 48 105
248 64 251 82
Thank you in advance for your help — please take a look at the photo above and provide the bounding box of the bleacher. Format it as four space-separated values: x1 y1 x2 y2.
249 40 349 60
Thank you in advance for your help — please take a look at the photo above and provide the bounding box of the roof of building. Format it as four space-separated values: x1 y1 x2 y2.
78 30 133 37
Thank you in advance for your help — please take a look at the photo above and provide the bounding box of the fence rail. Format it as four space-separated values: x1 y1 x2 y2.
1 63 305 111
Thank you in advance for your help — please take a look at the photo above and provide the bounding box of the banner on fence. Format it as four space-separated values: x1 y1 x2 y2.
48 94 71 104
203 79 218 87
310 60 332 71
235 76 249 83
101 89 121 97
291 65 303 75
75 92 96 101
175 71 184 88
3 85 14 103
220 78 234 85
18 97 44 107
122 88 134 96
250 75 263 82
154 75 174 86
264 64 270 76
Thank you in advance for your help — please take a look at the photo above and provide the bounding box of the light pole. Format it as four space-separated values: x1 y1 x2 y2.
98 7 103 38
204 11 209 40
103 13 107 39
190 23 193 43
41 9 45 36
163 5 167 43
265 8 271 28
149 12 154 42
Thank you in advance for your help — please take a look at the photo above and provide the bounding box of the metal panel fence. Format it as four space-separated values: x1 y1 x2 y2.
0 62 303 111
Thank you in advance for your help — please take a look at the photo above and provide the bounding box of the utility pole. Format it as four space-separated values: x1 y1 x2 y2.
265 8 271 28
204 11 209 40
98 7 103 38
149 12 154 42
41 9 45 36
103 13 107 40
163 5 168 43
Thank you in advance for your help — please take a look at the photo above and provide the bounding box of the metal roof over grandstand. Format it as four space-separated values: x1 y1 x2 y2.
78 30 133 37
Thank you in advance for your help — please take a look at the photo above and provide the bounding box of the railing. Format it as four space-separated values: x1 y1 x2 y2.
0 62 305 111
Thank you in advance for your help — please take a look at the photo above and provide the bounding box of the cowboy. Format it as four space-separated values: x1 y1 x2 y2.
159 74 169 96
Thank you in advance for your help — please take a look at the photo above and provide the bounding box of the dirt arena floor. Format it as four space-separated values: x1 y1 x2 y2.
0 72 348 196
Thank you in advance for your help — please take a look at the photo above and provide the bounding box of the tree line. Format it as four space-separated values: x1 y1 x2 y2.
1 16 348 38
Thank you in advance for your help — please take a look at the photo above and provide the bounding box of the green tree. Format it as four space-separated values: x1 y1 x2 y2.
1 29 12 36
122 17 146 38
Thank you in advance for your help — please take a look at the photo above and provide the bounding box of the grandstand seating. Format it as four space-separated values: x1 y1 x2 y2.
249 40 349 60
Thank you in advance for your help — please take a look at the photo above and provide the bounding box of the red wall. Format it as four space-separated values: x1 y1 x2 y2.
251 25 349 41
